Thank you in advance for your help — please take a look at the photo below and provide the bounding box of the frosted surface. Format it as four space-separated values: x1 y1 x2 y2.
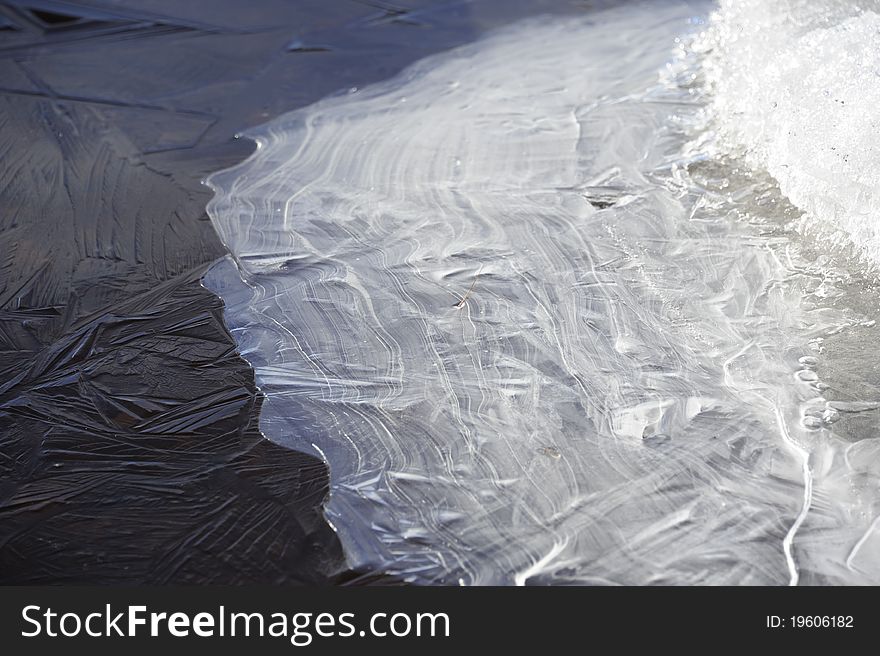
205 2 880 584
699 0 880 265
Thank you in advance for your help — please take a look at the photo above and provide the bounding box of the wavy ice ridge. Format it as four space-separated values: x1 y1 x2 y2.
699 0 880 265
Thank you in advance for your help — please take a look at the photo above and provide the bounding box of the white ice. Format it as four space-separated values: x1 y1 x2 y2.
205 1 880 584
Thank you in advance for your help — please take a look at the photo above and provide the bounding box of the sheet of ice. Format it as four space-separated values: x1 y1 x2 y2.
698 0 880 266
204 1 880 584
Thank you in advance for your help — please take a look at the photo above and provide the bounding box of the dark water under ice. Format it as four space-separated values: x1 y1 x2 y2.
1 0 613 584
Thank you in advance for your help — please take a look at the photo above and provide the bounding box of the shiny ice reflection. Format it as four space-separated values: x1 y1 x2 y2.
205 2 880 584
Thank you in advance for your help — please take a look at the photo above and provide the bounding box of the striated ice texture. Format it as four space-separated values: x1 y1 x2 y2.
699 0 880 265
205 2 880 584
